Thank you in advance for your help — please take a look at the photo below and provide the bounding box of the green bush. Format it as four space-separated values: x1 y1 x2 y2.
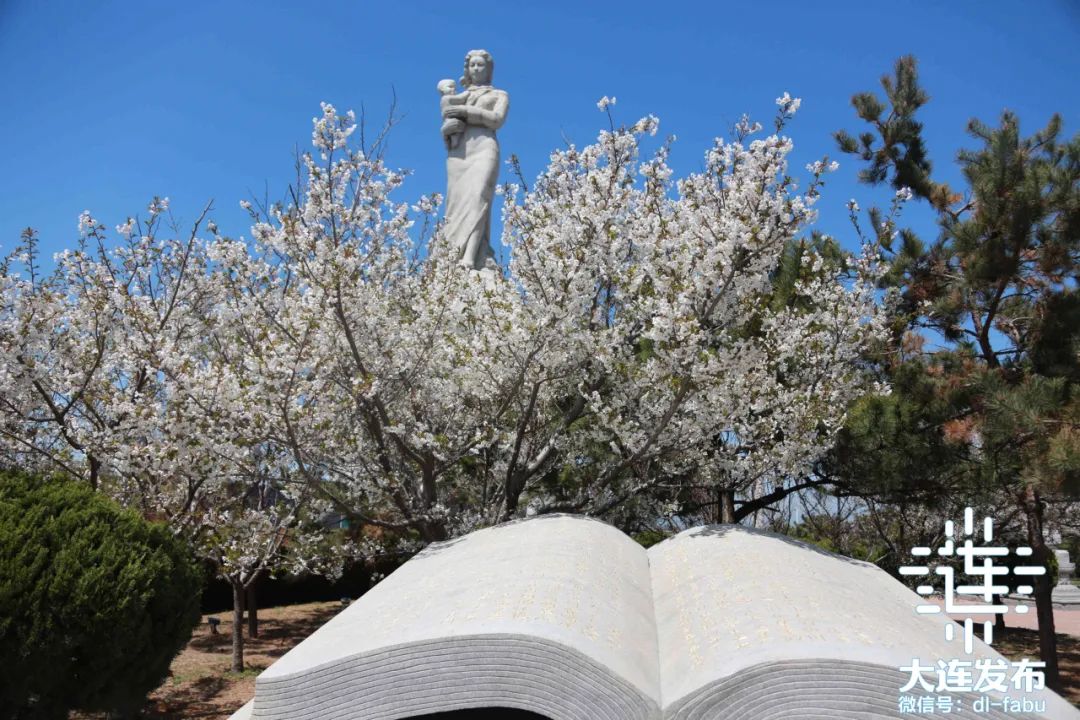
631 528 671 548
0 469 203 719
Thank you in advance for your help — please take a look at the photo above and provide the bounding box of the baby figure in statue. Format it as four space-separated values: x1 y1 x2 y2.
437 79 468 150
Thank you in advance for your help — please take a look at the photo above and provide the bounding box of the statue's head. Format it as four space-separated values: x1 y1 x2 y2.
461 49 494 87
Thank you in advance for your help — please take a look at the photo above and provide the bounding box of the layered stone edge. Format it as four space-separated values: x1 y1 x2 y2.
231 632 659 720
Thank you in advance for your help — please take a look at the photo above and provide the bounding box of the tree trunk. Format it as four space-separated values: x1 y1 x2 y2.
501 472 525 523
993 593 1007 638
1021 484 1060 691
231 580 245 673
89 454 101 491
247 577 259 638
719 488 737 524
419 518 449 542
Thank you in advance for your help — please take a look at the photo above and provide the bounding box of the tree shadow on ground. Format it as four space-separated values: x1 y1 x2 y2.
994 628 1080 705
141 676 232 719
187 603 340 657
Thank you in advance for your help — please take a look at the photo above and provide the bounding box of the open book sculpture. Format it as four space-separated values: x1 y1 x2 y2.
229 515 1078 719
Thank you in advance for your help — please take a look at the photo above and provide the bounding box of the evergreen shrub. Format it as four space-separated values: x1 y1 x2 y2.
0 469 203 718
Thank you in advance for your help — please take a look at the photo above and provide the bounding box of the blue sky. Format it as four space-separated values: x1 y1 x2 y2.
1 1 1078 268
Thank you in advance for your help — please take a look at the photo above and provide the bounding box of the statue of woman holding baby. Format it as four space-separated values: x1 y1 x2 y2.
438 49 509 271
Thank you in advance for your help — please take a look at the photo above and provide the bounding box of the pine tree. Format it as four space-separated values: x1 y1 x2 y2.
834 55 1080 690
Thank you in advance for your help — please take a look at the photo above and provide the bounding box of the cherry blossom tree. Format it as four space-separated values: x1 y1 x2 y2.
2 96 889 668
194 98 888 542
495 97 888 526
0 204 348 671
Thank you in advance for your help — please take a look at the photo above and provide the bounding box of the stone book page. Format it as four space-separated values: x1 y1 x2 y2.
232 518 1079 720
240 515 661 720
648 525 1078 720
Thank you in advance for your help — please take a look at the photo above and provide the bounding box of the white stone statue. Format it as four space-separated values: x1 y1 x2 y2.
437 79 468 150
1053 548 1080 605
439 49 509 271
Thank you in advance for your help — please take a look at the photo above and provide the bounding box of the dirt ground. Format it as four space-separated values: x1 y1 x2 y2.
72 601 341 719
72 601 1080 718
144 602 341 719
993 627 1080 705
